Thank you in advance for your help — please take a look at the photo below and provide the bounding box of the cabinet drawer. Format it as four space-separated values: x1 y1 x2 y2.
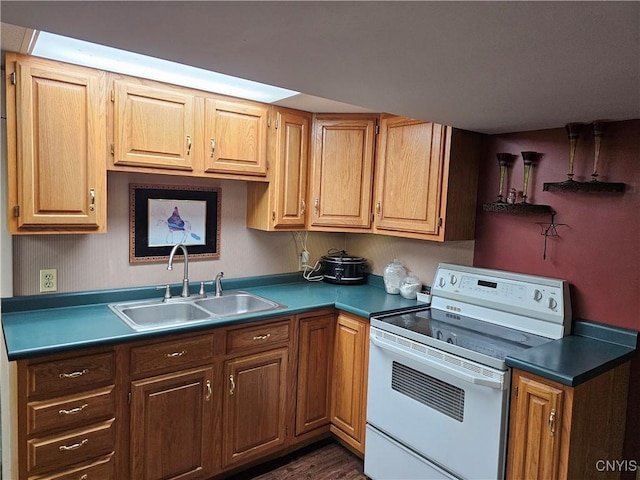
28 453 115 480
27 352 115 398
226 320 290 354
27 419 115 474
130 334 215 376
27 386 115 436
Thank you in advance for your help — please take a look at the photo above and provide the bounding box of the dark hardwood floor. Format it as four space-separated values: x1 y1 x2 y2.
229 439 368 480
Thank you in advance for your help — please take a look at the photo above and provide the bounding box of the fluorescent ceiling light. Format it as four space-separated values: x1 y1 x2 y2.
31 31 298 103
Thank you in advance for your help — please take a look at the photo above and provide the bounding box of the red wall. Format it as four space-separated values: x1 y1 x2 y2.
473 119 640 466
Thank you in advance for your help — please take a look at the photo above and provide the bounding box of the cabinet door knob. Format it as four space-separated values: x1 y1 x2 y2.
376 201 381 215
301 200 306 215
314 198 319 214
186 135 192 155
229 374 236 395
210 138 216 157
89 188 96 212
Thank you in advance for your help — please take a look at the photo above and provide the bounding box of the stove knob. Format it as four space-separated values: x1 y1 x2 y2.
449 274 458 286
531 289 543 301
547 297 558 311
438 276 446 288
436 331 443 340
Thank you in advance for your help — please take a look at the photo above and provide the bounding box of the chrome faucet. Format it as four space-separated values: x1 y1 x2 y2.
215 272 224 297
167 243 190 297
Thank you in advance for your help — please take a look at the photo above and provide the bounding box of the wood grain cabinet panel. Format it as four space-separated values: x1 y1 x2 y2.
222 348 289 468
130 367 216 480
247 107 310 230
308 114 377 231
330 312 369 455
507 365 630 480
296 312 334 436
204 98 268 176
373 115 482 241
5 53 107 233
112 80 196 171
29 454 116 480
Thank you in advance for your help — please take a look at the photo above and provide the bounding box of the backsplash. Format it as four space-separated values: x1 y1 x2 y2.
9 171 474 296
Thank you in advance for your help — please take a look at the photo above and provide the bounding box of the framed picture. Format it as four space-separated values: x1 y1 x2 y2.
129 184 221 263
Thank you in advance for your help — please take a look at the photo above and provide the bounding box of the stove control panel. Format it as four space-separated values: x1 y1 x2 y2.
431 263 571 338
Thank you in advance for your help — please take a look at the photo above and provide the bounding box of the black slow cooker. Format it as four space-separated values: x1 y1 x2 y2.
321 250 368 285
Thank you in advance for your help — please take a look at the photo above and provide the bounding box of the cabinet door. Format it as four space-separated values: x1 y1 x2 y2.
296 312 334 436
330 312 369 454
204 98 268 176
8 55 106 232
222 348 288 468
374 117 445 236
507 371 564 480
130 367 215 480
308 115 376 230
246 108 310 230
272 109 309 228
112 80 195 171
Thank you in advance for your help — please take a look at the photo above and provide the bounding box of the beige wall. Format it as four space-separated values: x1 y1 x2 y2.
10 170 474 295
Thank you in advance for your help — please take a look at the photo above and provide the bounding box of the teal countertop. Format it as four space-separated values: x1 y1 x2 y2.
505 320 637 387
1 273 417 361
3 272 636 388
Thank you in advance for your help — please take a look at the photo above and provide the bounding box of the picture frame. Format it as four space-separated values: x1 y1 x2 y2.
129 183 221 263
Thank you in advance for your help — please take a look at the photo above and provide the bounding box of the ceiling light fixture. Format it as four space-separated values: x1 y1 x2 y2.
31 31 298 103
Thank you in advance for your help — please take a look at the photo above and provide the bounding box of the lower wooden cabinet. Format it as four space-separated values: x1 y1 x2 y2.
507 364 630 480
330 312 369 455
221 347 289 468
295 311 334 437
130 367 216 480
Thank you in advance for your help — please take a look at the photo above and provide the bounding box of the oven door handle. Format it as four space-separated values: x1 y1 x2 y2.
370 334 505 390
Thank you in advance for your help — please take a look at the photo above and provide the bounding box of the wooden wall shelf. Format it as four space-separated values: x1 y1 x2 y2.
482 202 554 215
543 180 625 193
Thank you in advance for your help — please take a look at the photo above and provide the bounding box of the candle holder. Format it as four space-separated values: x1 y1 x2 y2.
496 153 513 202
520 151 538 203
591 121 605 182
565 123 583 181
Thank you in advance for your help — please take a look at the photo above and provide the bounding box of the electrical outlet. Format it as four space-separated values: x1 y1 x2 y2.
39 269 57 293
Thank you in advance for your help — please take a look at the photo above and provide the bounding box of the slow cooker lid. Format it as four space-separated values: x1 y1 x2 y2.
321 249 365 263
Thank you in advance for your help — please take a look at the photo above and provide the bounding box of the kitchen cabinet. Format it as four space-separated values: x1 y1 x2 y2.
16 348 118 479
221 319 292 468
247 107 311 230
308 114 377 231
373 115 482 241
295 310 334 437
128 333 217 480
4 53 107 234
330 312 369 455
111 79 196 171
507 365 630 480
130 368 215 480
204 97 268 177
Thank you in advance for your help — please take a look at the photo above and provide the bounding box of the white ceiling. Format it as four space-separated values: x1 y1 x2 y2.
1 1 638 134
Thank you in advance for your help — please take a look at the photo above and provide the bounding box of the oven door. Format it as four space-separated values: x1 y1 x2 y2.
365 327 509 480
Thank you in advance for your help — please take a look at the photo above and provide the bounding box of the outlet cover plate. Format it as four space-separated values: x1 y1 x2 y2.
39 269 57 293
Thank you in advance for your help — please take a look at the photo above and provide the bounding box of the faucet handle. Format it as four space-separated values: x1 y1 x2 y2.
199 281 214 296
156 284 172 302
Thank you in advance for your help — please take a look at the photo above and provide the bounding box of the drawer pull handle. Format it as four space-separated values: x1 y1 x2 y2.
205 380 212 401
229 374 235 395
59 369 88 379
186 135 192 155
252 334 271 341
59 403 88 415
165 350 186 358
59 439 88 451
210 138 216 157
80 474 88 480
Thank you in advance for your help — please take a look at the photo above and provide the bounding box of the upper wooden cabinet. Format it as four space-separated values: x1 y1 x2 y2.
204 98 268 176
308 114 377 231
507 365 630 480
111 80 196 171
246 107 310 230
5 53 107 234
373 115 482 241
